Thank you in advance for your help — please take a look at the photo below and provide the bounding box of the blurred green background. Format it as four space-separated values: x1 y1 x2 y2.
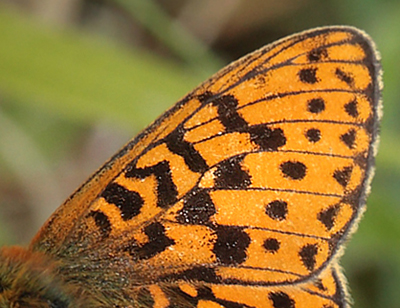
0 1 399 307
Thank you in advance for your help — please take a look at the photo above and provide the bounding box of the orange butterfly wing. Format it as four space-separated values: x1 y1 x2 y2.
28 26 381 308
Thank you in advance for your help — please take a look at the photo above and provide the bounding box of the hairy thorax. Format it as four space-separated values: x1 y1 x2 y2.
0 246 93 308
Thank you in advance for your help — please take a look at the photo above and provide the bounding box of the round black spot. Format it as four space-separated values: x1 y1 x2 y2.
307 98 325 114
305 128 321 142
298 68 318 84
265 200 288 221
263 238 280 253
268 292 295 308
280 161 307 180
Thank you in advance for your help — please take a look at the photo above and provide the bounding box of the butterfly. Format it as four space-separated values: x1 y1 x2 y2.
0 26 381 308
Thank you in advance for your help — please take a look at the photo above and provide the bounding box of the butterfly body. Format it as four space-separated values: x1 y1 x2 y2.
0 26 381 308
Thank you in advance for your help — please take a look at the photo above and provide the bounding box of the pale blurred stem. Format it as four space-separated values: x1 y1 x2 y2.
0 107 64 237
113 0 223 77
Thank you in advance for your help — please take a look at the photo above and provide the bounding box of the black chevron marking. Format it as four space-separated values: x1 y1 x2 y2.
212 94 249 132
125 222 175 260
101 182 143 221
125 160 178 208
164 127 208 174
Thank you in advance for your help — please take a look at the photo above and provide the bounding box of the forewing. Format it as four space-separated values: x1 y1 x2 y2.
30 26 381 307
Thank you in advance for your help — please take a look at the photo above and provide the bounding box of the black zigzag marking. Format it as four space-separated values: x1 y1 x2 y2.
212 94 249 132
198 92 286 152
125 222 175 260
125 161 178 209
164 127 208 174
101 182 144 221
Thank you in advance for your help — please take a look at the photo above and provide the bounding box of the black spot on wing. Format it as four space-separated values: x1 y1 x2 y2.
176 189 216 225
268 292 295 308
265 200 288 221
126 161 178 209
307 98 325 114
199 92 289 155
333 166 353 188
263 238 280 254
214 156 251 189
336 68 354 86
101 182 143 221
280 161 307 180
299 244 318 271
163 286 197 307
317 205 340 231
308 48 328 62
299 68 319 84
213 226 250 265
344 99 359 118
305 128 321 143
249 125 286 151
340 129 356 149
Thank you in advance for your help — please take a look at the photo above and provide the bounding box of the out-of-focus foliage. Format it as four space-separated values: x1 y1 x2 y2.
0 1 399 308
